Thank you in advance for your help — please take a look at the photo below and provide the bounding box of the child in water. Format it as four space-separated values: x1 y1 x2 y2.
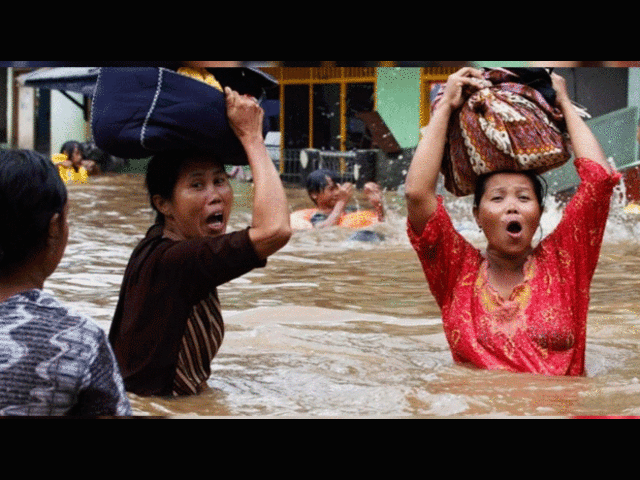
291 169 384 230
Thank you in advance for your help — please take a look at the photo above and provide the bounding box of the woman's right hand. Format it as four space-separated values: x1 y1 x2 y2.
405 68 484 234
437 67 487 111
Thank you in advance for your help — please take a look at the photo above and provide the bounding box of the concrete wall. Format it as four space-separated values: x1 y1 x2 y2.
16 85 35 149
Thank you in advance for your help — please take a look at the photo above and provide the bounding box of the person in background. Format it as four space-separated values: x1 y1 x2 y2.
404 67 621 376
297 169 385 229
0 149 131 416
59 141 100 175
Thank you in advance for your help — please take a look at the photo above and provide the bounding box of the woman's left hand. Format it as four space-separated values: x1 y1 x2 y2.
550 73 612 173
225 87 264 143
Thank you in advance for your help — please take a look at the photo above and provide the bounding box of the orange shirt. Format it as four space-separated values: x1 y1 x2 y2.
290 208 379 230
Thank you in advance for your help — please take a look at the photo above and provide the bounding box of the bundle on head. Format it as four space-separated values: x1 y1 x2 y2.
433 68 573 196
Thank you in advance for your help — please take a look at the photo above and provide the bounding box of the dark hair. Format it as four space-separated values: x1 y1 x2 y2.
145 151 223 224
60 141 82 157
306 169 340 201
0 150 68 272
473 170 547 209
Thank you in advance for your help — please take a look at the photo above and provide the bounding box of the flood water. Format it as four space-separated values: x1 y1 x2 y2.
48 172 640 417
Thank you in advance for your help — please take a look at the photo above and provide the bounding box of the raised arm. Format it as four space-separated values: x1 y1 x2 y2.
225 87 292 259
404 68 485 235
551 73 614 175
364 182 385 221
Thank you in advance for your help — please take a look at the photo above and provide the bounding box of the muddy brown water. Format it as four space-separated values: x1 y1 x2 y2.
47 173 640 417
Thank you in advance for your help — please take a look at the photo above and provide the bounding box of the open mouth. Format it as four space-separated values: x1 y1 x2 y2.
506 221 522 235
206 212 225 227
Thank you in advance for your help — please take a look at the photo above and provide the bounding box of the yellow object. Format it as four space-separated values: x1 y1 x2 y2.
338 210 380 229
51 153 67 164
58 165 89 184
177 67 223 92
624 203 640 214
52 154 89 184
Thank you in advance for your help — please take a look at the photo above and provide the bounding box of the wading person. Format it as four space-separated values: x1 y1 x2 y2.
59 141 99 175
107 82 291 396
0 149 131 416
291 169 384 230
404 67 621 375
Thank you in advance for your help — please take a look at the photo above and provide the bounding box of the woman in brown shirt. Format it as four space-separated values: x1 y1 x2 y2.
109 88 291 396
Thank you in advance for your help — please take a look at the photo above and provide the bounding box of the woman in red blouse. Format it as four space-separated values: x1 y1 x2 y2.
405 68 621 375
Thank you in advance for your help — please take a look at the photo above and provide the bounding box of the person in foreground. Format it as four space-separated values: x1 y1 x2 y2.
109 88 292 396
0 150 131 416
404 68 621 375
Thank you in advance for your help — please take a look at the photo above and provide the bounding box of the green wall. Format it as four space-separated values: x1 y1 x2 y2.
375 68 422 149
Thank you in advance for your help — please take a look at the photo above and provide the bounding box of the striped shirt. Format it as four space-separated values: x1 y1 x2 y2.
110 225 266 397
173 292 224 395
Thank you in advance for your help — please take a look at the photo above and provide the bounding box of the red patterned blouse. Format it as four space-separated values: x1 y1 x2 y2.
408 158 621 375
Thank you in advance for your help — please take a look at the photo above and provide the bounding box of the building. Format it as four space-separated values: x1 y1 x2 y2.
258 66 459 188
2 67 92 157
3 65 639 199
260 66 640 199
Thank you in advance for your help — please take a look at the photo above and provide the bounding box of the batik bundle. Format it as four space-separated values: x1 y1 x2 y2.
433 68 573 196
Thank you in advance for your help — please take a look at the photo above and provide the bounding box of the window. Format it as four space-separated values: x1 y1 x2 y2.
312 83 340 150
346 82 374 150
283 84 309 149
275 67 376 152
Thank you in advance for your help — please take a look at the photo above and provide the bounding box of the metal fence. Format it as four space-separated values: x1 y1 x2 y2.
277 149 380 188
